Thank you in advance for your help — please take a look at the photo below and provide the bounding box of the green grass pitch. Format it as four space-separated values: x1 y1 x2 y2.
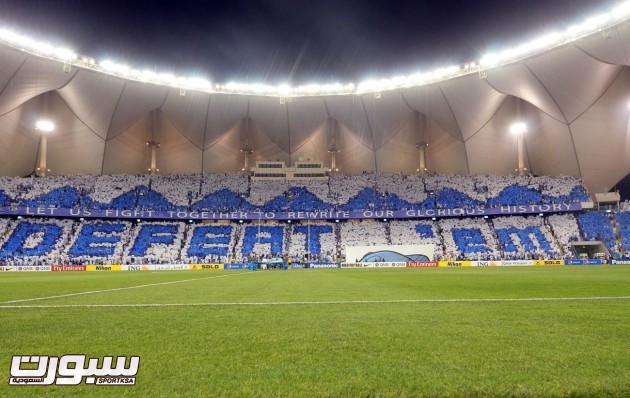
0 266 629 397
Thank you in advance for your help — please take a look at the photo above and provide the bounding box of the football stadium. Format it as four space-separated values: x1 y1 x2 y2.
0 1 629 397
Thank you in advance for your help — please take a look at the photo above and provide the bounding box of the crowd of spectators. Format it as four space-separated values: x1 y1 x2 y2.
577 212 620 256
547 214 581 257
0 173 592 213
439 218 500 260
1 208 629 264
288 222 338 262
2 172 627 265
493 216 560 259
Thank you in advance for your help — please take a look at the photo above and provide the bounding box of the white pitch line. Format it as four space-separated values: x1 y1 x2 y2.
0 296 628 309
0 272 253 304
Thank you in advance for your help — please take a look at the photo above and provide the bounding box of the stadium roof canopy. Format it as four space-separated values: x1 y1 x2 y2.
0 5 629 195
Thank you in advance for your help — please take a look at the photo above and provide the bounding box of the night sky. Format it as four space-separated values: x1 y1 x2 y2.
0 0 614 84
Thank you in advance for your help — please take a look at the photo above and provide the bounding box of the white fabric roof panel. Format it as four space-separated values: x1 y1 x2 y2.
375 114 423 173
0 56 75 116
292 123 329 164
45 91 104 175
324 95 375 150
105 80 168 140
203 125 243 173
576 26 630 67
153 111 203 174
57 70 125 140
286 96 329 152
204 94 249 149
438 74 507 141
465 100 530 176
336 124 377 173
0 105 39 176
520 101 580 178
400 85 463 141
0 47 28 107
570 68 630 194
360 91 414 150
156 89 209 149
248 96 291 153
524 45 622 124
484 62 565 122
102 115 153 174
0 24 629 191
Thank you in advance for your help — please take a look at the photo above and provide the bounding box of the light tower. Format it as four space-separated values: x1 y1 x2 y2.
415 142 428 175
328 146 340 173
147 141 160 174
327 117 340 172
240 145 253 173
510 122 527 176
35 120 55 177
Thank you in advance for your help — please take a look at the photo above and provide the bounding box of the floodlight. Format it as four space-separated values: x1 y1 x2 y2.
614 1 630 18
54 48 77 60
35 120 55 132
100 60 115 70
510 122 527 135
33 42 53 54
480 53 501 67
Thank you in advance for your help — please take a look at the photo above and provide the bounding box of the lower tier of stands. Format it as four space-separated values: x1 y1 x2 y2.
1 211 628 265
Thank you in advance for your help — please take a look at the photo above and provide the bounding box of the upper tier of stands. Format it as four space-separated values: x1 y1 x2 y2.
0 173 591 212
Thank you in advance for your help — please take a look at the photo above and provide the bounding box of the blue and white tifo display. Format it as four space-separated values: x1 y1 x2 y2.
0 173 628 264
0 211 628 265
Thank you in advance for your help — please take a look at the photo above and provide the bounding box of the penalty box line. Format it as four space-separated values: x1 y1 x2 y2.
0 296 629 309
0 272 254 304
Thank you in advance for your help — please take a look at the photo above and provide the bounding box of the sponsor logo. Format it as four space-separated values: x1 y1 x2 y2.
406 262 438 267
308 263 339 268
534 260 564 266
86 265 121 272
371 262 406 268
341 263 363 268
471 261 502 267
51 265 86 272
190 264 224 270
438 261 471 267
9 354 139 386
225 263 246 270
566 259 602 265
154 264 185 271
501 260 534 267
127 265 141 271
13 266 51 272
0 266 16 272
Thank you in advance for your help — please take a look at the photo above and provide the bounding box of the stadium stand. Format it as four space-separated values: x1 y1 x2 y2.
577 212 620 256
547 214 581 258
389 220 443 260
238 223 286 261
0 173 592 212
439 218 499 260
1 173 629 264
614 212 630 254
66 220 132 264
182 223 237 263
126 222 186 264
340 220 389 260
493 216 560 259
0 218 73 265
288 222 337 262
